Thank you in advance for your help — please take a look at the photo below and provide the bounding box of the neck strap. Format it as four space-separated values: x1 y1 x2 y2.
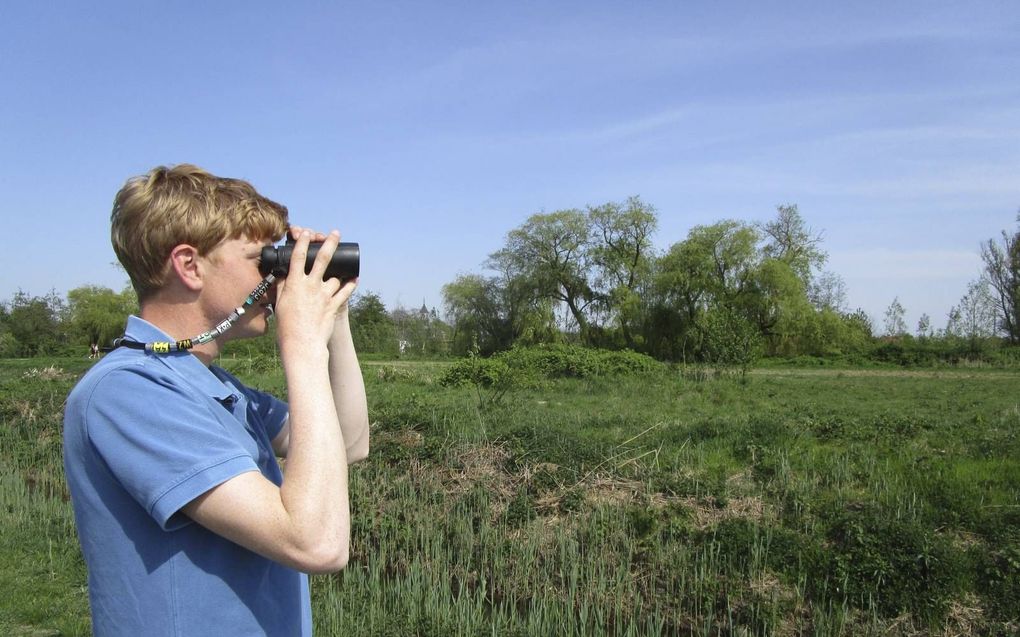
105 274 277 354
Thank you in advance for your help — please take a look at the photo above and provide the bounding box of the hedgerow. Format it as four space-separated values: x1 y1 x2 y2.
439 344 662 388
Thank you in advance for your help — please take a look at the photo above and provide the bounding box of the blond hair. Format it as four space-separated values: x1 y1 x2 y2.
111 164 289 300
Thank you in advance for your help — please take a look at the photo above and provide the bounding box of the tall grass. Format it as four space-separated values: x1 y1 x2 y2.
0 360 90 636
2 357 1019 635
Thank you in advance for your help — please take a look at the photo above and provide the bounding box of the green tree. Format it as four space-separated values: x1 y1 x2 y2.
349 291 397 355
490 209 599 344
804 307 868 357
759 204 827 284
665 220 760 308
0 303 15 356
916 313 932 339
744 258 815 356
883 297 908 337
442 272 554 356
587 196 658 348
443 274 504 355
980 214 1020 342
843 308 874 340
3 290 67 356
646 221 760 361
949 278 996 340
390 304 450 357
808 270 848 312
66 285 137 348
698 306 763 375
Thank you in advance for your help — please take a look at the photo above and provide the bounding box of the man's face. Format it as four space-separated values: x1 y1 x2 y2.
201 236 276 340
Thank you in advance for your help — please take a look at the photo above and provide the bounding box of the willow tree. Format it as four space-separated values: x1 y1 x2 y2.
488 209 600 344
66 285 137 348
759 204 827 284
647 220 760 361
588 196 658 348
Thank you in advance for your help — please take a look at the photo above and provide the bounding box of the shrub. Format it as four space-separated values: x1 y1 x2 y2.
441 344 662 386
976 542 1020 622
375 365 422 383
819 503 967 623
439 356 515 388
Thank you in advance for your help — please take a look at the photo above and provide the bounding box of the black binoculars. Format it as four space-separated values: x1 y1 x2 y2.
259 242 360 281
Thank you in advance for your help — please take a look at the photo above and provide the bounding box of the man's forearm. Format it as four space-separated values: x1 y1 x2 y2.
278 348 351 569
328 311 370 462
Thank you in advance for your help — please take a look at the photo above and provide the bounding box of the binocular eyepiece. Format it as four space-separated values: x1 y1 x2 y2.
259 242 360 281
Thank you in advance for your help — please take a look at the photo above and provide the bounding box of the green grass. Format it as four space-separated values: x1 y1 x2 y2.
2 356 1019 635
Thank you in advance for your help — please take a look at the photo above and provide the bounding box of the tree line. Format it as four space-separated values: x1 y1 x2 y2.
0 282 453 361
2 202 1017 364
440 199 1020 364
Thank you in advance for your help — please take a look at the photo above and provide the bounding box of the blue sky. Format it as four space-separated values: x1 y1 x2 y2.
1 1 1018 331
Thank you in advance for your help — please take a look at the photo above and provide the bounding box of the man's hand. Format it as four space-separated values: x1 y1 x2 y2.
273 229 357 357
268 224 369 464
285 224 359 314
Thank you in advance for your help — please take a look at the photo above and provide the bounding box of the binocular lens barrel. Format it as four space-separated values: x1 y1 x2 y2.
259 242 360 280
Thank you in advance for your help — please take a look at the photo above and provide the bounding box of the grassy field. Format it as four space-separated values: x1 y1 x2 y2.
2 356 1019 635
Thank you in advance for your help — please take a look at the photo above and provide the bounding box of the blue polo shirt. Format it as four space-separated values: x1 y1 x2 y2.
63 316 311 636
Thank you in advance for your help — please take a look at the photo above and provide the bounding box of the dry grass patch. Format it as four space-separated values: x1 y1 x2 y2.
20 365 69 381
565 471 773 530
439 442 518 514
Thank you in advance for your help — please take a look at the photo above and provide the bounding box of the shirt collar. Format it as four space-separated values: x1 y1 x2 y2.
123 315 234 402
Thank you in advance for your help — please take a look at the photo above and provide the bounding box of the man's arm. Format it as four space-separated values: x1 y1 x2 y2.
184 231 355 574
270 315 370 461
327 308 369 461
271 233 369 462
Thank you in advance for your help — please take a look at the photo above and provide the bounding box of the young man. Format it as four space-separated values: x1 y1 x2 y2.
63 164 369 636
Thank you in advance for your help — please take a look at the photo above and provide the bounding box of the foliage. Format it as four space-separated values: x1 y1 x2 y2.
980 213 1020 342
883 296 908 337
439 344 663 390
436 203 1020 368
758 203 827 283
698 307 763 374
437 355 515 389
489 208 601 343
821 503 967 622
9 207 1020 371
349 291 398 356
807 270 848 313
65 285 137 348
390 303 451 358
220 322 279 358
442 273 555 356
587 197 658 348
486 197 659 348
1 290 68 356
946 277 997 342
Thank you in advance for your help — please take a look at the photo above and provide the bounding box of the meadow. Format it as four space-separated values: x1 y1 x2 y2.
2 352 1019 636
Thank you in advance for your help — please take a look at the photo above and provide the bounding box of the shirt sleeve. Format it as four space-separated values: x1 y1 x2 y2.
84 364 260 531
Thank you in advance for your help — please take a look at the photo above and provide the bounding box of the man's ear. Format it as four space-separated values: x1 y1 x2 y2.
168 244 204 292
